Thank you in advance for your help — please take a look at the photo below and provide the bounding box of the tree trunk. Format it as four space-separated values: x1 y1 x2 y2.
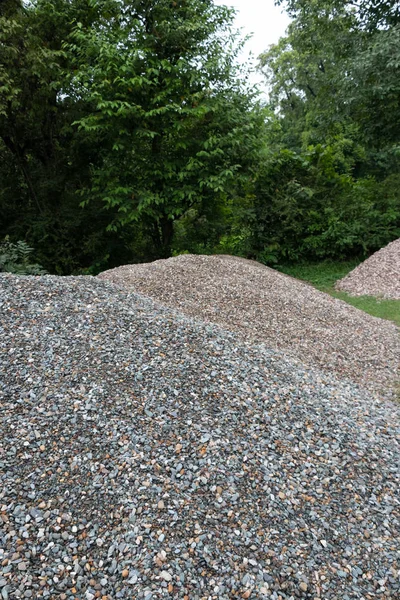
160 216 173 258
2 135 43 214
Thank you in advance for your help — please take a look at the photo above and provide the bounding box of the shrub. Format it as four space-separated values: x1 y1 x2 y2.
0 237 47 275
250 145 400 264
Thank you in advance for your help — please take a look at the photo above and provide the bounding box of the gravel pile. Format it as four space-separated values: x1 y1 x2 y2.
336 239 400 300
1 274 399 600
98 254 399 397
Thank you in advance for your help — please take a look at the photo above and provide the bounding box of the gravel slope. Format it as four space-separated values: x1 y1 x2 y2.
1 274 399 600
98 254 399 398
336 239 400 300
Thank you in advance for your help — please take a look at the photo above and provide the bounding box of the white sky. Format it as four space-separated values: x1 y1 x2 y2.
214 0 291 92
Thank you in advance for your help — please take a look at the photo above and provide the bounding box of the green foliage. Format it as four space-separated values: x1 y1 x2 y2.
0 237 47 275
0 0 399 273
0 0 264 270
249 144 400 263
263 0 400 153
250 0 400 264
346 24 400 147
67 0 264 257
0 0 122 273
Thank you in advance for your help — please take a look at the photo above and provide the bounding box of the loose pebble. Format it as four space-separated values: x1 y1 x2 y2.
0 273 399 600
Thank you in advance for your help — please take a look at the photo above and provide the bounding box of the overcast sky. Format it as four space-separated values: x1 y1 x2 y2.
214 0 291 92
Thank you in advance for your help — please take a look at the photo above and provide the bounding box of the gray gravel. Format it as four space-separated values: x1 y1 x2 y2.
1 273 399 600
336 239 400 300
98 254 399 398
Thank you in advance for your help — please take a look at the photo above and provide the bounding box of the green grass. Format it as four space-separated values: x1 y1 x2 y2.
276 260 400 327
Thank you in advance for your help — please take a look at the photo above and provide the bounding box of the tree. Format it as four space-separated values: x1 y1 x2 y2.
250 0 400 263
0 0 125 273
1 0 264 271
68 0 264 257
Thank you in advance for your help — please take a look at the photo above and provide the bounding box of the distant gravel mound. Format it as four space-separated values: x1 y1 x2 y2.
336 239 400 300
99 254 399 397
1 274 399 599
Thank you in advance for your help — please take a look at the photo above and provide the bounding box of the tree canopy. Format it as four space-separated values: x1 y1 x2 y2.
0 0 263 272
250 0 400 262
0 0 399 272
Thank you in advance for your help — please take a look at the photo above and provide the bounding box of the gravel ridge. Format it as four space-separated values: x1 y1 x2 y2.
1 274 399 600
98 254 399 398
335 239 400 300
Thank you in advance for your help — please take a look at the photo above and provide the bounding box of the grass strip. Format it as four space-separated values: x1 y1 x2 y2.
276 261 400 327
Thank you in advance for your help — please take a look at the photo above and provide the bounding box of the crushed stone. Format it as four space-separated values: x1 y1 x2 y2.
0 273 399 599
98 254 399 397
336 239 400 300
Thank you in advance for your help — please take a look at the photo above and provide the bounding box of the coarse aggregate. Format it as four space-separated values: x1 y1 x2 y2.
336 239 400 300
0 274 399 600
98 254 399 398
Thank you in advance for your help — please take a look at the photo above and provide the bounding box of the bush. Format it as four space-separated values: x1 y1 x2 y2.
250 144 400 264
0 237 47 275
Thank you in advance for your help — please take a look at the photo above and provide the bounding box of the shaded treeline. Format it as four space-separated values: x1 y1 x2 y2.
0 0 399 273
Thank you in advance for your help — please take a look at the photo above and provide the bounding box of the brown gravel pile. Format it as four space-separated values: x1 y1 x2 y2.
336 239 400 299
98 254 399 397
